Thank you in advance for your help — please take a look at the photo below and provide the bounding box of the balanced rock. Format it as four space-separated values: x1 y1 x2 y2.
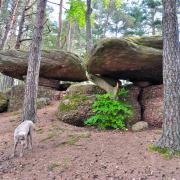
0 50 87 88
87 36 162 84
142 85 163 127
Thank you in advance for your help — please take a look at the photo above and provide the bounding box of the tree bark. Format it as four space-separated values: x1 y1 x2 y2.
56 0 63 48
66 21 72 52
86 0 93 54
22 0 47 122
15 0 31 49
151 8 156 35
0 0 3 8
155 0 180 151
0 0 20 49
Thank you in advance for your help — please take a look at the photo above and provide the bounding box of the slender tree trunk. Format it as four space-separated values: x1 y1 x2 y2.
151 9 156 35
115 23 118 37
56 0 63 48
66 21 72 52
0 0 3 8
86 0 93 54
155 0 180 151
22 0 47 122
15 0 31 49
0 0 20 49
103 0 112 38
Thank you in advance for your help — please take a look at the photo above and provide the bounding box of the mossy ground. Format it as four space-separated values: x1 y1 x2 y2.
149 145 180 160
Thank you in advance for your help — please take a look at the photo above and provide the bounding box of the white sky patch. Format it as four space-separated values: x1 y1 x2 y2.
47 0 69 23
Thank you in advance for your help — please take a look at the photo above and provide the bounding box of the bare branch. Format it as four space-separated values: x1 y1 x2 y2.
47 0 67 10
20 38 32 42
47 0 60 6
25 0 37 11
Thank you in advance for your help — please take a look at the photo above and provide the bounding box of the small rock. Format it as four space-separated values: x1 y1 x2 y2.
132 121 148 132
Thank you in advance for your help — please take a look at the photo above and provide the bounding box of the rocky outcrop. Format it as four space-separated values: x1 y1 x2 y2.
0 92 8 112
6 85 57 112
87 36 162 84
58 94 95 126
58 83 104 126
142 85 163 127
0 50 87 89
67 82 106 95
58 83 140 127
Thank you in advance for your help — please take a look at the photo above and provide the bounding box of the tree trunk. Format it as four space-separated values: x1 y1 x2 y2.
103 0 112 38
86 0 93 54
0 0 3 8
56 0 63 48
155 0 180 151
151 8 156 35
22 0 47 122
66 21 72 52
0 0 20 49
15 0 31 49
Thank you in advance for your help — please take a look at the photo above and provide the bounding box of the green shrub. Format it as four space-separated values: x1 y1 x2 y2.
85 88 133 129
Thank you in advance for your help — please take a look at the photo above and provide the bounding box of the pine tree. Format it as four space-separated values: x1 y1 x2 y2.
22 0 47 122
155 0 180 151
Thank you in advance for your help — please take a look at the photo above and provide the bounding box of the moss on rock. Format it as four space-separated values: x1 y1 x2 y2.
0 92 8 112
57 94 95 126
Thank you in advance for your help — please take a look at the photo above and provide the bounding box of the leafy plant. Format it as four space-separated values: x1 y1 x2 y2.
85 88 133 129
66 0 86 28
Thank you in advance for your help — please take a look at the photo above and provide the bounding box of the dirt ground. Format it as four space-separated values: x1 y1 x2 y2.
0 101 180 180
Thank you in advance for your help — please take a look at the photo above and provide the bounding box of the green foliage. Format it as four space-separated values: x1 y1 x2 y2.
85 88 133 129
103 0 111 9
149 145 180 160
102 0 121 9
115 0 121 10
66 0 86 28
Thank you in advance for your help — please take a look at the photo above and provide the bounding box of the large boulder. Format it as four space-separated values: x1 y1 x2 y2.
6 85 57 112
87 36 162 84
0 92 8 112
142 85 163 127
57 94 95 126
58 83 104 126
0 50 87 87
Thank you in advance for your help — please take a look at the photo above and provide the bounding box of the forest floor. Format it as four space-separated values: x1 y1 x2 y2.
0 101 180 180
